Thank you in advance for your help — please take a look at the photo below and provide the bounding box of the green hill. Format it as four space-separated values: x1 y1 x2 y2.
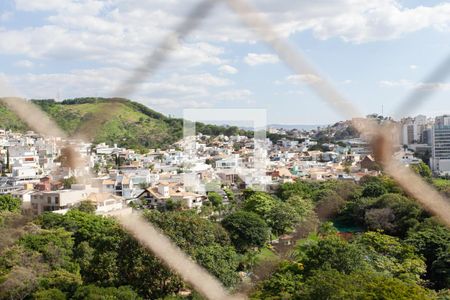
0 98 249 151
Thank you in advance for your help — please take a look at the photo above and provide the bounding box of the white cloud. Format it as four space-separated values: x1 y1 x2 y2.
3 0 450 74
281 90 304 96
168 73 231 87
244 53 279 66
379 79 450 91
0 12 12 22
409 64 418 70
218 65 238 75
4 0 450 117
379 79 411 88
286 74 322 85
216 89 253 101
7 67 244 112
0 74 23 98
4 0 450 66
142 98 211 110
14 0 104 15
195 0 450 43
14 60 34 68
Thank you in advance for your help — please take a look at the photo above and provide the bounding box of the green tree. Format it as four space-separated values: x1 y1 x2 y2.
313 190 345 220
38 269 82 296
318 221 338 236
336 197 375 227
33 288 66 300
353 231 426 282
411 161 432 179
432 251 450 290
223 188 235 204
63 176 77 189
362 182 387 197
222 211 270 252
296 235 368 275
365 194 424 237
432 178 450 198
285 195 314 220
299 268 435 300
242 192 278 218
207 192 223 208
165 199 182 211
76 200 96 214
192 245 239 287
72 285 141 300
38 210 181 299
19 228 78 272
0 245 48 300
0 195 21 212
278 180 317 200
145 210 230 252
252 261 304 299
267 202 301 235
407 218 450 289
360 175 403 194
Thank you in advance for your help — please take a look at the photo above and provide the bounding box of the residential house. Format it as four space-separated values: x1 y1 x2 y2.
30 184 99 214
137 183 205 210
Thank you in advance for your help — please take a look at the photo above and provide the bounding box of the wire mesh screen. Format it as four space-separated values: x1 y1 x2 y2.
1 1 450 299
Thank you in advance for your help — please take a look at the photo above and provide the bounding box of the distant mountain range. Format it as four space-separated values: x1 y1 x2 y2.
238 124 326 131
268 124 326 131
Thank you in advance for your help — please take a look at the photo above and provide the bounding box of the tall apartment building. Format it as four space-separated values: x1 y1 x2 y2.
431 115 450 174
402 115 429 145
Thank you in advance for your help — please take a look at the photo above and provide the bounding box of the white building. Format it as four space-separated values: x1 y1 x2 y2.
402 115 429 145
215 155 241 170
137 183 205 210
30 184 99 214
431 116 450 174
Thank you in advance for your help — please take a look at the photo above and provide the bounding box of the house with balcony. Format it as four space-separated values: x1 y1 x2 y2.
30 184 99 214
137 183 205 210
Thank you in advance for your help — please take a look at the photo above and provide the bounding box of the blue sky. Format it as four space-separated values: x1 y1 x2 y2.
1 0 450 125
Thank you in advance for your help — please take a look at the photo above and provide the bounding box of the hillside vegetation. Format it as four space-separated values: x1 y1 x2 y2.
1 176 450 299
0 104 28 132
0 98 249 151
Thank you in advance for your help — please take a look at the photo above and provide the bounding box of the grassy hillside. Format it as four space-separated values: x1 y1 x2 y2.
0 103 28 132
0 98 249 151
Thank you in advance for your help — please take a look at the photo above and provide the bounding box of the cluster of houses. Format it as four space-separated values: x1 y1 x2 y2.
0 125 423 216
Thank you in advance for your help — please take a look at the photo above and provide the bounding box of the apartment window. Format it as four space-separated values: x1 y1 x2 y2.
55 197 60 205
47 197 51 204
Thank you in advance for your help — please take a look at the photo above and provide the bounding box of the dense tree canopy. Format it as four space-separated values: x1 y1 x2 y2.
72 285 141 300
0 173 449 299
407 218 450 289
296 235 368 275
411 161 432 179
362 182 388 197
222 211 270 252
207 191 223 208
0 195 21 212
298 268 434 300
267 202 301 235
242 192 278 219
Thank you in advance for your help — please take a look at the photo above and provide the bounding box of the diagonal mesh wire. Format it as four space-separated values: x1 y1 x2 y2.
393 54 450 119
2 0 450 299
